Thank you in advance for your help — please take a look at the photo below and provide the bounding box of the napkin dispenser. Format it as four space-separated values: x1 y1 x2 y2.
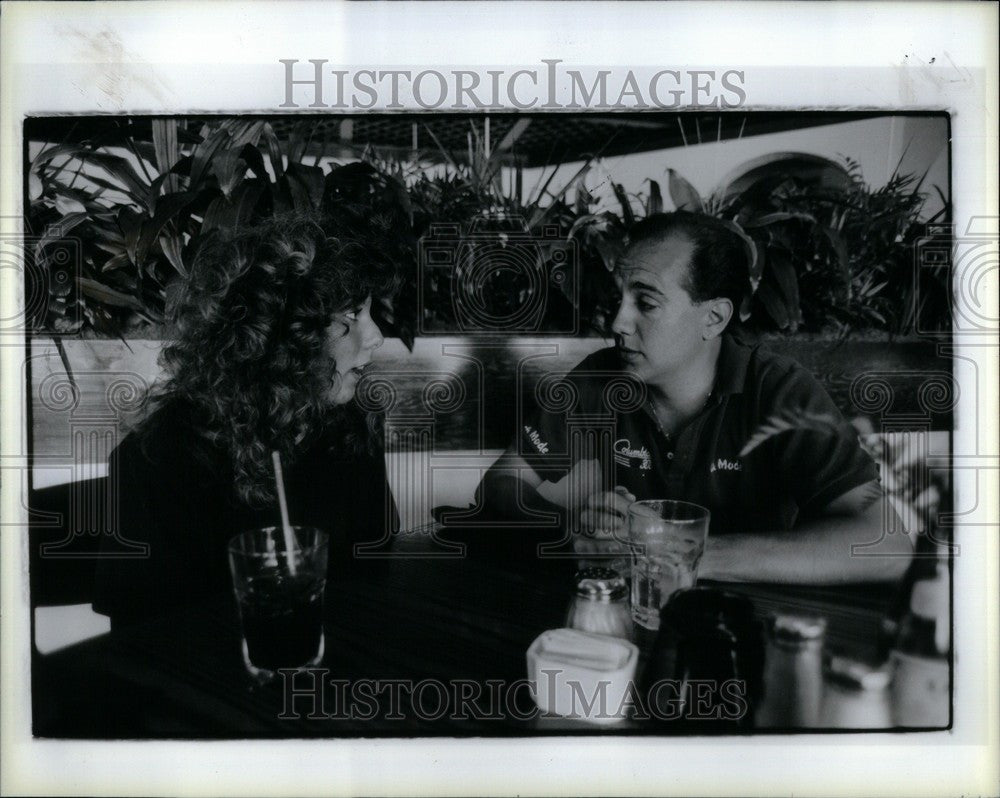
526 628 639 724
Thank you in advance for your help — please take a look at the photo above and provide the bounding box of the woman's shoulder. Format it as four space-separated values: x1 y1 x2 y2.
111 397 219 471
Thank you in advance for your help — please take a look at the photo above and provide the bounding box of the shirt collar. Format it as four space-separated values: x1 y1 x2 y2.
712 333 751 398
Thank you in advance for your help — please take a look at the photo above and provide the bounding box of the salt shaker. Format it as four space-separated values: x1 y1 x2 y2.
820 656 892 728
565 568 633 641
756 614 827 728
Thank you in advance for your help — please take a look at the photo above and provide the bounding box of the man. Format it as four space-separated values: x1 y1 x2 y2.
479 212 911 584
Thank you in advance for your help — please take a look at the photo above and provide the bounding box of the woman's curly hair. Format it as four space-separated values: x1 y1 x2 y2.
157 208 403 506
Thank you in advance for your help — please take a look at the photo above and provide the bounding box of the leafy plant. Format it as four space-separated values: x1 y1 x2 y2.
28 119 950 342
367 119 615 334
565 154 950 336
28 118 416 343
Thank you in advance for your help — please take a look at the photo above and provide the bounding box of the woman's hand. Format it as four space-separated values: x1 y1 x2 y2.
574 486 636 556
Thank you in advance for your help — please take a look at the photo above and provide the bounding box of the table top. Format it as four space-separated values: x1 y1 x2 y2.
33 531 900 738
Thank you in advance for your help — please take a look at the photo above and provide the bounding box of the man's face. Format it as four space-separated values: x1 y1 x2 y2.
611 234 709 386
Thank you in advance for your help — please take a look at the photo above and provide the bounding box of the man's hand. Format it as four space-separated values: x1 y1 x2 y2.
536 458 603 510
574 486 635 557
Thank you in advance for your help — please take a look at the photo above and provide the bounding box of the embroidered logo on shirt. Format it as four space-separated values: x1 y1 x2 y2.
614 439 652 470
709 457 742 473
524 425 549 454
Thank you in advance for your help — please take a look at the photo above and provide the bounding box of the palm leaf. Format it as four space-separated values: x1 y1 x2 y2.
77 277 145 311
739 408 842 457
612 183 635 227
741 211 816 228
151 118 180 194
645 179 663 215
666 168 704 212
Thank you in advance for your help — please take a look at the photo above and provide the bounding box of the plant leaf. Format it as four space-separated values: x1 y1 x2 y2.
286 162 325 209
77 277 145 311
767 249 801 329
741 211 816 228
283 173 311 212
77 152 150 204
212 149 248 200
158 233 186 277
53 194 87 215
230 178 267 229
117 206 146 266
35 212 89 255
260 122 286 181
188 124 232 188
151 118 180 194
101 252 132 272
240 143 268 180
29 171 44 201
818 224 852 299
595 237 624 272
226 119 265 150
716 217 761 289
612 183 635 227
135 191 197 268
666 168 704 212
201 179 266 234
739 408 843 457
755 280 790 330
645 179 663 215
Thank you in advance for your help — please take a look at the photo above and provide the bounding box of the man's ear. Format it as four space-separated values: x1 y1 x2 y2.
703 297 734 340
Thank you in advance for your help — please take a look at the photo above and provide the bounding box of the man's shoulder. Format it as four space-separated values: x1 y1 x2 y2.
741 342 838 417
527 345 628 418
745 343 821 393
566 345 622 378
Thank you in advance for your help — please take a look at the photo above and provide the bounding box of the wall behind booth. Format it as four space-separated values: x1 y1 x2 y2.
29 334 953 532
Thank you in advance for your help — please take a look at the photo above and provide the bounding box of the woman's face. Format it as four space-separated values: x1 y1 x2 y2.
323 295 385 406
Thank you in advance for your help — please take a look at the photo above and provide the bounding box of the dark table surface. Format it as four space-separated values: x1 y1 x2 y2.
33 530 900 739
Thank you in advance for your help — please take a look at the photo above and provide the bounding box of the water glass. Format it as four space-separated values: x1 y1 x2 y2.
228 526 329 685
627 500 710 631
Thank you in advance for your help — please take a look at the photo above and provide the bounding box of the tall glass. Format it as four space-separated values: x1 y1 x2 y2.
228 526 329 685
627 500 710 631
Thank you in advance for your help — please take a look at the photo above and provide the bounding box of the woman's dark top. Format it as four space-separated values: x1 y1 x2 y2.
92 399 397 629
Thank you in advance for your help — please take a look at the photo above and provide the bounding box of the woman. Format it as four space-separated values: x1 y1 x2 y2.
93 209 404 628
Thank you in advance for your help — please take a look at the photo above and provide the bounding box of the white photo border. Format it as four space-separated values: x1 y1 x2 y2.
2 2 997 796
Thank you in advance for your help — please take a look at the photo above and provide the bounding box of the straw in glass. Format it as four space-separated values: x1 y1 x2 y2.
271 450 298 576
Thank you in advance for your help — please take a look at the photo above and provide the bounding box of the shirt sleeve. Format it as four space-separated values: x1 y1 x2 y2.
517 401 573 483
759 360 879 518
517 351 624 485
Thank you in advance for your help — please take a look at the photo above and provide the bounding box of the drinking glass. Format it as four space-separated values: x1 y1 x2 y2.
228 526 329 685
627 500 710 631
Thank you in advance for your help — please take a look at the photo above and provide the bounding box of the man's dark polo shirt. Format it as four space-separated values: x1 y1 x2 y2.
518 335 878 535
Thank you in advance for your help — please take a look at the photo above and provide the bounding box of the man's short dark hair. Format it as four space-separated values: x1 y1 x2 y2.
625 212 750 324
